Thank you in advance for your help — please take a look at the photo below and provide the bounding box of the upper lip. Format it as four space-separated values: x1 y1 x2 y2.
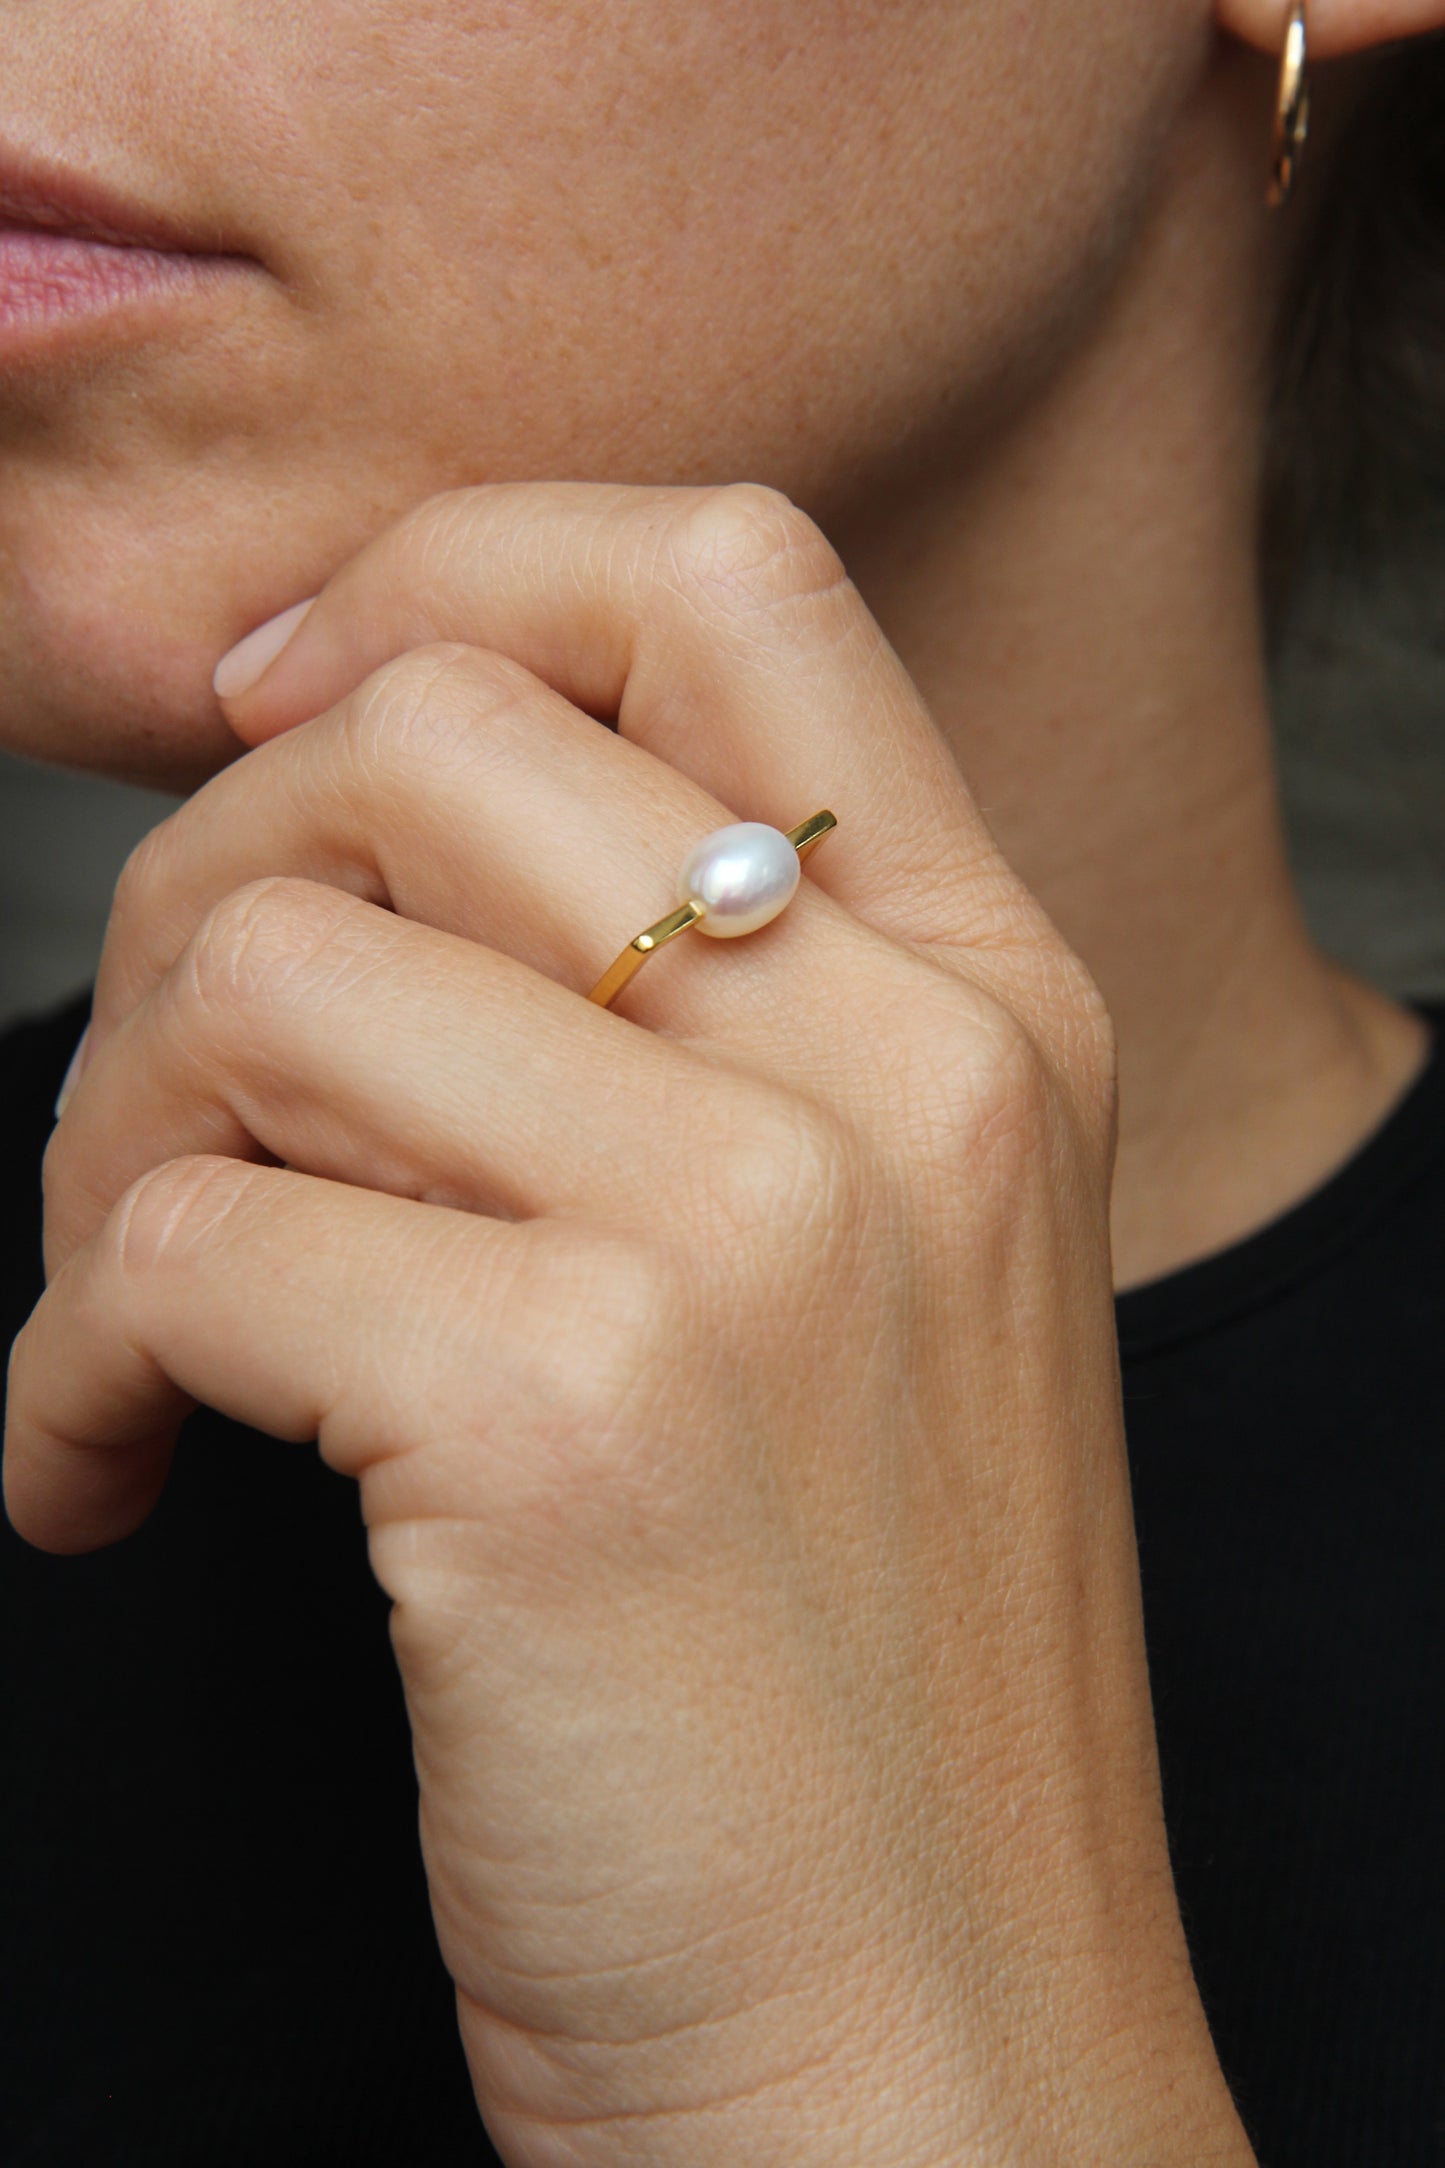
0 141 230 253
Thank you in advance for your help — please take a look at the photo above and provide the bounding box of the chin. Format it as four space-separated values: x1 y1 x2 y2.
0 586 245 794
0 473 347 791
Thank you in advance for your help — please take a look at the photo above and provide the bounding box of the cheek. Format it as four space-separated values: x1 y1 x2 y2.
0 0 1206 785
284 0 1209 499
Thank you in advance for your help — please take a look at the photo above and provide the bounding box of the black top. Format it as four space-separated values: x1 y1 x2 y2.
3 993 1443 2167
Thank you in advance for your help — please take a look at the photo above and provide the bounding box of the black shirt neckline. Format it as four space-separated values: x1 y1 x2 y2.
1116 1001 1445 1360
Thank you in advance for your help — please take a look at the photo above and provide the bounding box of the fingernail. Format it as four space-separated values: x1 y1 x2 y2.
212 597 316 701
54 1025 90 1121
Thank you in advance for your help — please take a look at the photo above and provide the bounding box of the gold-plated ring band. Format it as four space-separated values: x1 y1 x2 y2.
587 810 837 1010
1267 0 1309 210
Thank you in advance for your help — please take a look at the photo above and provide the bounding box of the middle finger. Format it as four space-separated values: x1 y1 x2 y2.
90 640 912 1069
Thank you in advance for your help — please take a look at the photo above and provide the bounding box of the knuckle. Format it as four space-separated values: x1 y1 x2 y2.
666 483 850 625
994 934 1119 1143
5 1312 36 1420
100 818 185 1013
691 1087 861 1263
491 1231 694 1524
893 988 1063 1196
110 819 174 935
972 1006 1061 1154
39 1116 77 1229
1054 962 1119 1134
339 640 541 784
586 1245 681 1431
180 875 361 1024
4 1311 58 1476
106 1154 254 1283
101 784 354 1046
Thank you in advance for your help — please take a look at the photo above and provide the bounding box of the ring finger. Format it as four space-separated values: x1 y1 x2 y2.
48 874 797 1277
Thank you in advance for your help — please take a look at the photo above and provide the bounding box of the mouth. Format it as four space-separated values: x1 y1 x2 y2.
0 141 257 353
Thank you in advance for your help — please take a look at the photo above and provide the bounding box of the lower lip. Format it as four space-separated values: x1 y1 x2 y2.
0 228 241 350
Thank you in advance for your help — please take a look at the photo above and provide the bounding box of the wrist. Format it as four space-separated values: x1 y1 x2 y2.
812 1852 1258 2168
458 1916 1255 2168
953 1917 1257 2168
1037 1998 1256 2168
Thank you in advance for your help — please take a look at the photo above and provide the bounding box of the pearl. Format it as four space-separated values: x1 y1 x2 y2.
678 822 800 938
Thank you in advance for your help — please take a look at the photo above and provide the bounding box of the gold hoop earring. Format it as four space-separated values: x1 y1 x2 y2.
1267 0 1310 208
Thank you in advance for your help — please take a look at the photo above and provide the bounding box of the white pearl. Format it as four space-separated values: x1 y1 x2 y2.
678 822 800 938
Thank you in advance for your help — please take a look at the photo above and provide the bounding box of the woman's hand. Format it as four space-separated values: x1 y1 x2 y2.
6 485 1252 2166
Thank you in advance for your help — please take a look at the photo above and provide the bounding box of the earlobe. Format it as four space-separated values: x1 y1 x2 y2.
1217 0 1445 60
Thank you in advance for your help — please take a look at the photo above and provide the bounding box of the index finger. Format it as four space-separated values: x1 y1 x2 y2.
215 482 1018 952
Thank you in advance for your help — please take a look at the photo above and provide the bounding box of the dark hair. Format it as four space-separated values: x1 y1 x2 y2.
1267 34 1445 624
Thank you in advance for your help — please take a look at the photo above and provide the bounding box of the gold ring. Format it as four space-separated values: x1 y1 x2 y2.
587 810 837 1009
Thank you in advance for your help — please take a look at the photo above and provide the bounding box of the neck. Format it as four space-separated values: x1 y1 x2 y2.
834 58 1426 1290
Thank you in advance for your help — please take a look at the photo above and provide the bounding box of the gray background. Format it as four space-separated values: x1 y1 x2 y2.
1 572 1442 1031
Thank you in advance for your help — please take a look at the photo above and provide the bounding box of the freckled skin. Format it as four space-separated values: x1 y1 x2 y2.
0 0 1200 787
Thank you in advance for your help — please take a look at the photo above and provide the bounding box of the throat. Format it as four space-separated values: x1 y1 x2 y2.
1107 959 1430 1292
